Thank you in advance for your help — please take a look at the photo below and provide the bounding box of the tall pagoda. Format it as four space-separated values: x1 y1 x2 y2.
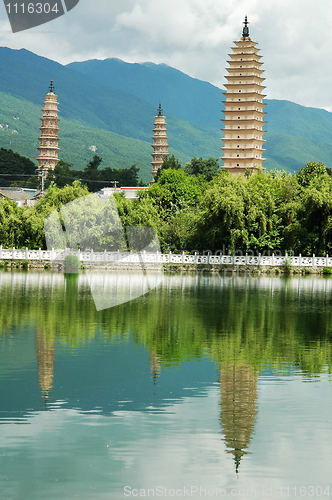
221 17 266 174
151 103 169 180
37 80 60 172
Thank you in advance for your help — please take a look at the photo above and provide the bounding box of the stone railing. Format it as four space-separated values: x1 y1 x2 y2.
0 247 332 267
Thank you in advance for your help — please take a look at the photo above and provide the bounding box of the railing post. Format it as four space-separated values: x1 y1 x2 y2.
129 249 132 263
143 250 146 263
0 245 2 259
91 248 94 261
12 247 15 259
38 248 41 259
245 252 248 265
313 253 315 267
182 251 185 264
117 249 119 262
258 252 261 265
51 248 54 260
326 254 329 266
299 253 302 266
169 250 172 263
156 250 159 263
272 253 274 266
194 252 197 264
207 251 210 265
103 249 106 262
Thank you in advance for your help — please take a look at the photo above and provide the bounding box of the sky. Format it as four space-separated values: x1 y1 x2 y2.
1 0 332 110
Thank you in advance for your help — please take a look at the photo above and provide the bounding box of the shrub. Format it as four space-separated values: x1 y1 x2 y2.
323 267 332 275
64 254 80 272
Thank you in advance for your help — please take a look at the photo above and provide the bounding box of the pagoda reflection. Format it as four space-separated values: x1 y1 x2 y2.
219 364 258 473
35 329 55 402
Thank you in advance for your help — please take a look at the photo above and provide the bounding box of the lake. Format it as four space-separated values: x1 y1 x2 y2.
0 271 332 500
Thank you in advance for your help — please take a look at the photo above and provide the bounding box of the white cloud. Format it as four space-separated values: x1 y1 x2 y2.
1 0 332 109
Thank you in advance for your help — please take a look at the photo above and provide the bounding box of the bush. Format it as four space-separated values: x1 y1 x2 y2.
323 267 332 275
22 259 29 269
284 259 292 274
64 254 80 272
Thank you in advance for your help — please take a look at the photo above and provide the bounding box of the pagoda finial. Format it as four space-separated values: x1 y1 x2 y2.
49 80 54 93
158 102 163 116
242 16 249 38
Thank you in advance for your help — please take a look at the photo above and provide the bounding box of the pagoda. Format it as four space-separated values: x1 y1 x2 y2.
37 80 60 172
221 17 266 174
151 103 169 180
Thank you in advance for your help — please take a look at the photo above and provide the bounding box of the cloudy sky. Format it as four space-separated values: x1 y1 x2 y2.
1 0 332 110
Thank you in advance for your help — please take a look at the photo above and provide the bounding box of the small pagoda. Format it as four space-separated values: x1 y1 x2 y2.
151 103 169 180
37 80 60 172
221 17 266 174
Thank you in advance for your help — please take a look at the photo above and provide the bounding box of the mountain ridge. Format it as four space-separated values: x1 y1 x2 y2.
1 47 332 180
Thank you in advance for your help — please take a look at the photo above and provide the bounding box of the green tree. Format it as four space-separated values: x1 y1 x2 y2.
297 161 326 187
45 160 78 189
185 157 220 181
146 168 206 218
155 154 182 181
0 148 37 187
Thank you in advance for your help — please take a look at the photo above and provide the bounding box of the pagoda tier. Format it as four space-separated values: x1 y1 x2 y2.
221 17 266 175
151 103 169 180
37 80 60 172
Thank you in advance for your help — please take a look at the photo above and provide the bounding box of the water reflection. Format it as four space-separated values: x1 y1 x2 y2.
219 365 258 473
36 329 55 401
1 272 332 495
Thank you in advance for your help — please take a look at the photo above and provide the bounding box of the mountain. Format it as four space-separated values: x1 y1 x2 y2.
67 57 332 172
67 58 223 131
1 47 332 181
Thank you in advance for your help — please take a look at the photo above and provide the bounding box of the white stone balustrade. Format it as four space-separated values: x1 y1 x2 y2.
1 246 332 268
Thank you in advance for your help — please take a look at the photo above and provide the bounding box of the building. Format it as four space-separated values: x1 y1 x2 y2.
221 17 266 174
151 103 169 180
37 80 60 173
0 187 40 207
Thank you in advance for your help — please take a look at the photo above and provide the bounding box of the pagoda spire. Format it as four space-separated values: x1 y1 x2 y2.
220 18 266 175
151 103 169 180
242 16 250 39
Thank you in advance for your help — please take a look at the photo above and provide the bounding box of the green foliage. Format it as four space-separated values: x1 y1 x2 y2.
64 254 80 272
146 169 206 217
0 147 37 187
185 156 220 181
45 160 76 189
323 267 332 275
154 154 182 181
297 162 327 187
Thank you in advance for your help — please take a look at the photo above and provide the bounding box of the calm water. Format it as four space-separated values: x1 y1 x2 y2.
1 271 332 500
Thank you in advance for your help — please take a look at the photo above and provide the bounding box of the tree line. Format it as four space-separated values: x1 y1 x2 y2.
1 148 332 255
0 149 142 188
